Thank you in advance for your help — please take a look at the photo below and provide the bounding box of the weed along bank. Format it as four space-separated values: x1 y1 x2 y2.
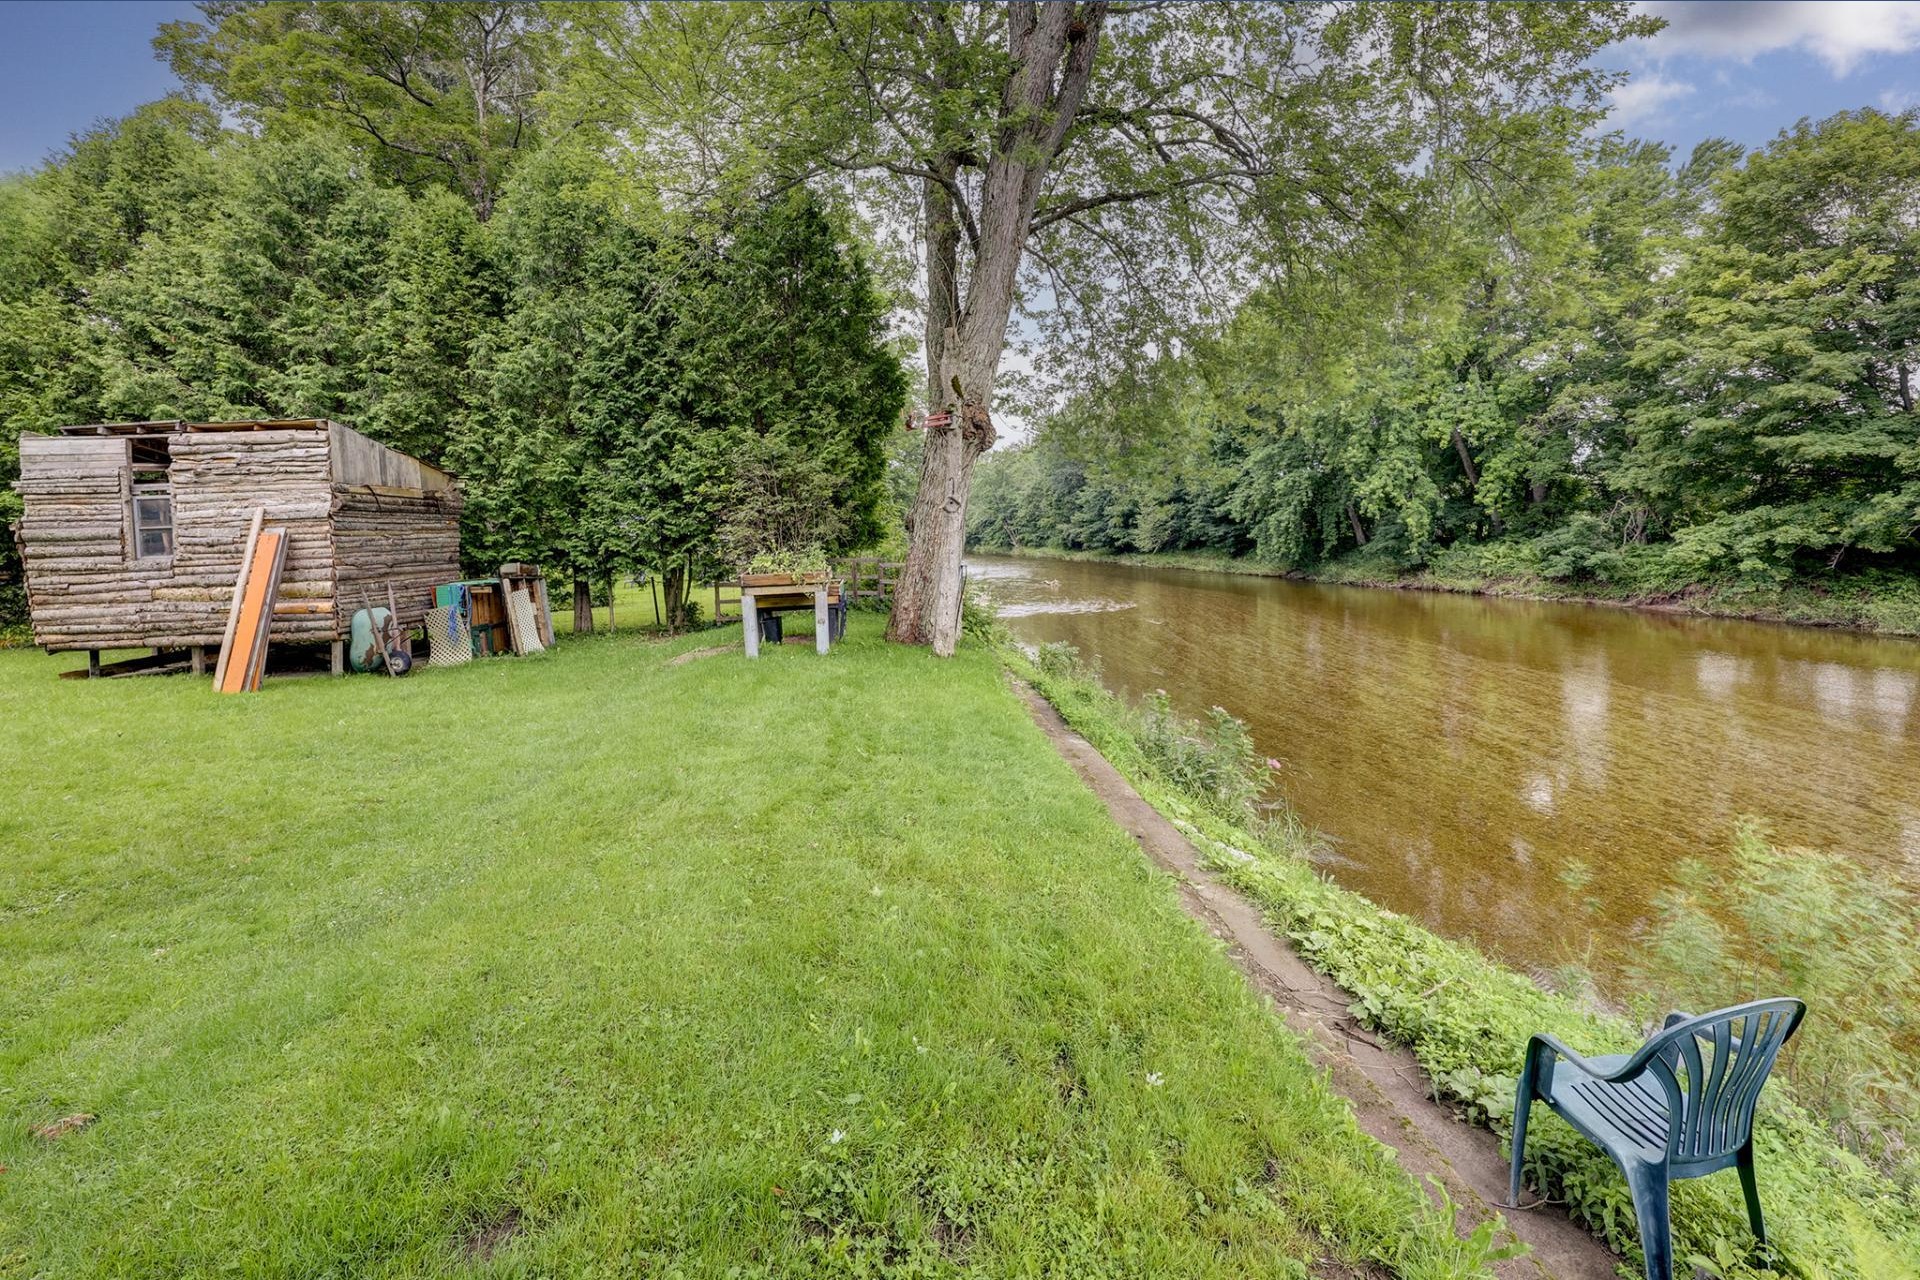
13 421 460 674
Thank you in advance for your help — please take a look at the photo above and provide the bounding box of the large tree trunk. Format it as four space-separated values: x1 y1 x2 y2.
887 1 1107 657
573 575 593 635
885 168 963 648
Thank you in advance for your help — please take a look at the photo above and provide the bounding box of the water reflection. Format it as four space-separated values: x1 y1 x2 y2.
971 555 1920 986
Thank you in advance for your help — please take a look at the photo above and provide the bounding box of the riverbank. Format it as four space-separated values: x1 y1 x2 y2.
975 545 1920 637
1006 639 1920 1280
0 616 1492 1276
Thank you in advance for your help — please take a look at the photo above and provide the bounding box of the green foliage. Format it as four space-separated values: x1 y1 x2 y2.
448 154 904 618
1013 647 1920 1280
744 546 829 577
969 111 1920 607
0 99 902 630
156 1 552 216
956 587 1003 646
1133 690 1264 822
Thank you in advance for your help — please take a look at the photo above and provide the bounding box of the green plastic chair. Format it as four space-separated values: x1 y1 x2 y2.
1508 998 1807 1280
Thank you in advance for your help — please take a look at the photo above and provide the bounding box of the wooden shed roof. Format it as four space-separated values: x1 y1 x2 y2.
58 419 333 436
49 419 454 492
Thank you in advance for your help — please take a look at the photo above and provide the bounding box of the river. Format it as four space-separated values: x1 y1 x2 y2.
969 553 1920 985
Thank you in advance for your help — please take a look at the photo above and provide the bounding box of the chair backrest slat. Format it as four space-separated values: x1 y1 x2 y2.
1641 999 1804 1163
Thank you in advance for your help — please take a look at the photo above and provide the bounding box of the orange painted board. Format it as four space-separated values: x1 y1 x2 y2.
212 508 264 690
247 533 287 692
217 527 286 694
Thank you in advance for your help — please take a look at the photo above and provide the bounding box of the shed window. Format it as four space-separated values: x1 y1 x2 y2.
132 482 173 558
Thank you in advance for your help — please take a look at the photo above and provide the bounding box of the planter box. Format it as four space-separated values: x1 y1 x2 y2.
740 571 830 588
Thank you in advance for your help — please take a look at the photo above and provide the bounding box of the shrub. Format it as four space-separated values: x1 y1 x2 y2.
1133 689 1263 820
958 585 1004 645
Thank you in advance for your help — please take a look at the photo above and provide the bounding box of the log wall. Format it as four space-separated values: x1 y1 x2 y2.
330 486 463 632
17 429 337 650
164 430 337 646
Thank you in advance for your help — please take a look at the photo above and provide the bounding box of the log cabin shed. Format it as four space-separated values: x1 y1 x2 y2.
11 420 461 675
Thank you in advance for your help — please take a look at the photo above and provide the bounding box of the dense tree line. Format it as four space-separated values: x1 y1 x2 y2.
970 110 1920 592
0 1 905 630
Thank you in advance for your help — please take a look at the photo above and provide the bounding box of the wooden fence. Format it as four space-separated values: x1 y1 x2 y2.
834 559 902 606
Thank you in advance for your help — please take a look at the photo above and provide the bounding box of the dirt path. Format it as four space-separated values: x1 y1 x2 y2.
665 645 733 666
1014 681 1617 1280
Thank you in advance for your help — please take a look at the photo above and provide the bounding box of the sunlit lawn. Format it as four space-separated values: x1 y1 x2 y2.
0 617 1475 1278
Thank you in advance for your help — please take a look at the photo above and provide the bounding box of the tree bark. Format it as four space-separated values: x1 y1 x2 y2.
662 562 689 632
1451 427 1506 534
1450 427 1480 487
1346 504 1369 547
887 1 1108 657
573 575 593 635
886 165 963 647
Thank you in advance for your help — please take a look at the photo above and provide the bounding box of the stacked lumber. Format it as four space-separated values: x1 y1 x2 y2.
331 486 462 630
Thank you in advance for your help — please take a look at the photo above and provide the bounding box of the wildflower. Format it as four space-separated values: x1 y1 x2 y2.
1145 1071 1164 1088
870 886 883 897
828 1129 846 1145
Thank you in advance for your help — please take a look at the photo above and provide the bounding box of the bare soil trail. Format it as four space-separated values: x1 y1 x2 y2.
1014 680 1619 1280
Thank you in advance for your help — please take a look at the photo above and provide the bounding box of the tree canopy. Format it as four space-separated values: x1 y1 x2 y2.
969 110 1920 590
0 47 904 630
3 3 1912 637
561 0 1656 652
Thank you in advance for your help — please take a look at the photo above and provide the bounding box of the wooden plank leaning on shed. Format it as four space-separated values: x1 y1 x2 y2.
212 508 264 691
215 525 288 694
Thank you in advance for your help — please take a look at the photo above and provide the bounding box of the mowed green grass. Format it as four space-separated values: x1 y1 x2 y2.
0 617 1479 1278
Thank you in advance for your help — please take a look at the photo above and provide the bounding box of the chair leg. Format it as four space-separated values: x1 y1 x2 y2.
1737 1144 1768 1257
1628 1166 1674 1280
1508 1073 1534 1208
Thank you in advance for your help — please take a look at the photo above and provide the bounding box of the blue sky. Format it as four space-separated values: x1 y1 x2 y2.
1604 2 1920 158
0 1 198 174
1 1 1918 175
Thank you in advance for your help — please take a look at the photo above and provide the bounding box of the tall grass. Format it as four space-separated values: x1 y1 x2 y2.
1618 825 1920 1179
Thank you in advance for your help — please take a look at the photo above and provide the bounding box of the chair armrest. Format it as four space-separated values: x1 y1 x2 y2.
1526 1033 1645 1084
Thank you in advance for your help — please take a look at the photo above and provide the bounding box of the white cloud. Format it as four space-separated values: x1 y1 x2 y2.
1883 87 1920 111
1609 72 1697 126
1636 1 1920 76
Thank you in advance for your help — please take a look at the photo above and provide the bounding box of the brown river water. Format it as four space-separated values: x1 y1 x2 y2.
969 554 1920 985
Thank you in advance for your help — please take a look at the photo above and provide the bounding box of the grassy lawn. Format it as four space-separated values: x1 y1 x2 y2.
0 617 1483 1278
